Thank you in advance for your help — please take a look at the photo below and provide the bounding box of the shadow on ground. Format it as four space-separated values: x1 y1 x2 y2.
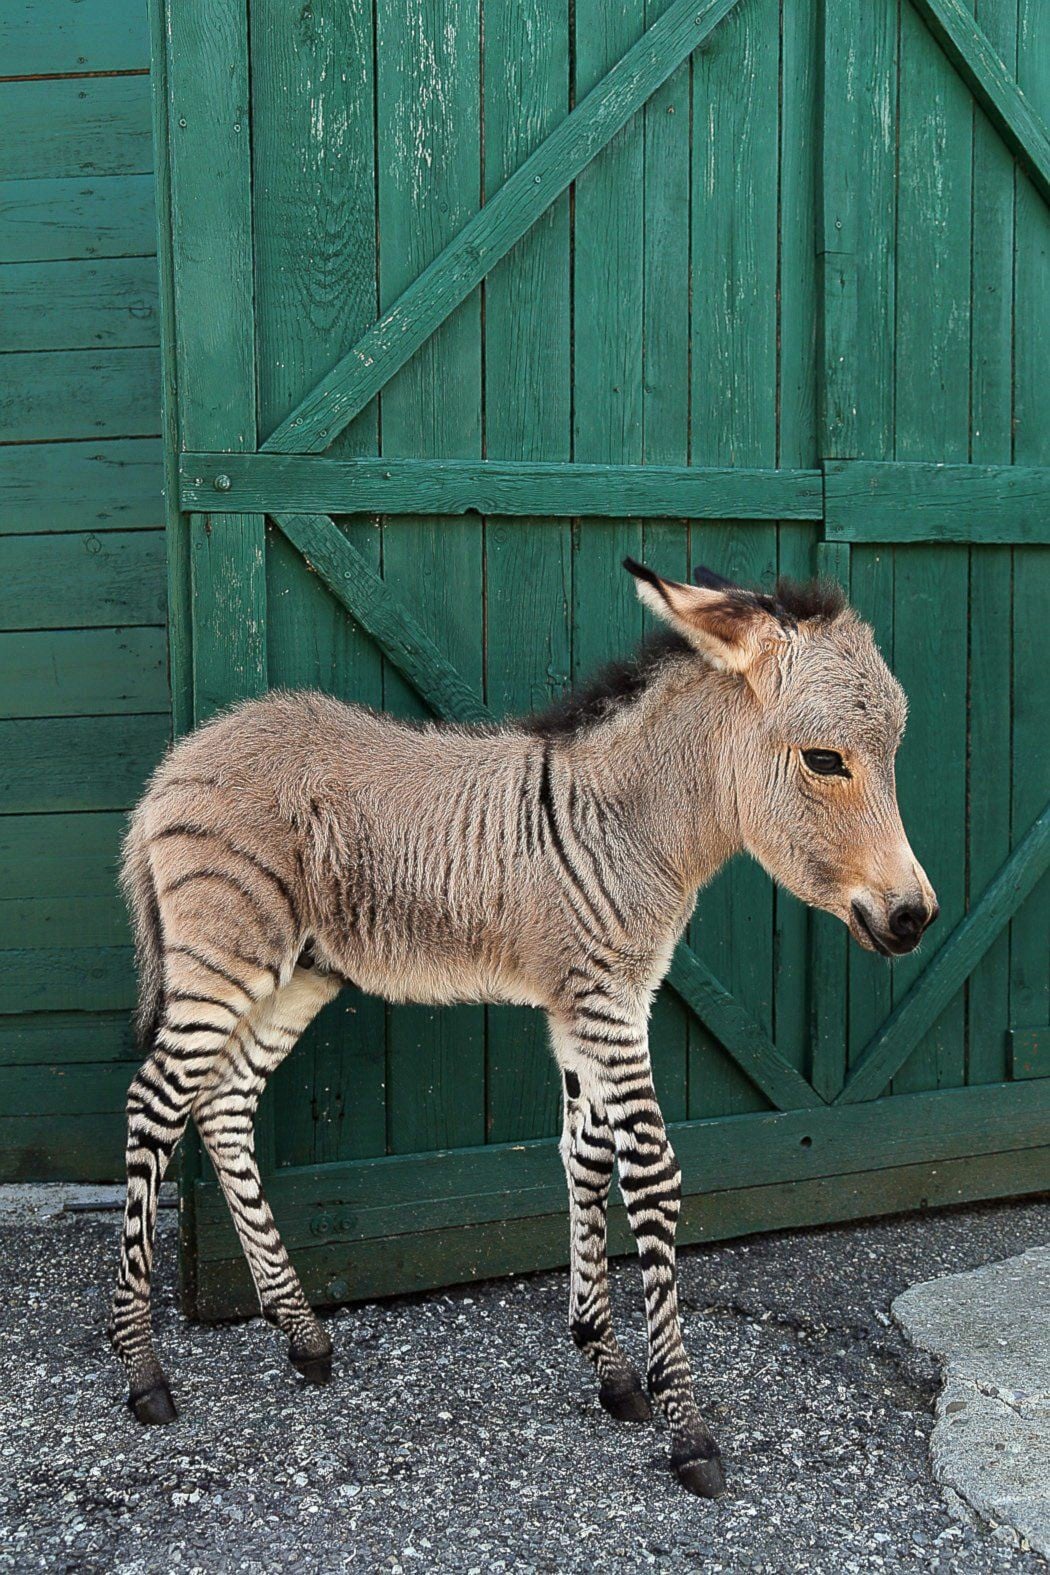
0 1195 1047 1573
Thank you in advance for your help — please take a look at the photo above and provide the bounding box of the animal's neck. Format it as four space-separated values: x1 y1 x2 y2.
562 657 746 900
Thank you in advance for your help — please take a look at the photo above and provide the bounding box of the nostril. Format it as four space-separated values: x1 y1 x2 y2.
889 903 925 940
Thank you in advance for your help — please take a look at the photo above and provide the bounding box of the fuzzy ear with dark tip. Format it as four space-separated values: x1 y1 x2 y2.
623 558 781 675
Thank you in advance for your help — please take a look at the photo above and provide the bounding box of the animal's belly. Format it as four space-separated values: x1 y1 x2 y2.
338 952 544 1011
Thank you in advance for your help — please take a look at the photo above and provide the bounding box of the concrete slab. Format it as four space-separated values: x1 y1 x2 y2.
893 1245 1050 1557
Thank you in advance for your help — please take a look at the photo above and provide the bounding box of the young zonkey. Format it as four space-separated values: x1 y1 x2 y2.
112 559 937 1497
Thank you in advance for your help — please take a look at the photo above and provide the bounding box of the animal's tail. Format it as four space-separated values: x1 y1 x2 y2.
120 814 164 1051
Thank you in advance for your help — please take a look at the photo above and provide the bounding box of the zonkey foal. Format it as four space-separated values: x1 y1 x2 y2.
112 560 937 1497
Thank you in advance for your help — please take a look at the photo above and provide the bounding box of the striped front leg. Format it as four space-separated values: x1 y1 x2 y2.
605 1059 725 1497
560 1072 650 1422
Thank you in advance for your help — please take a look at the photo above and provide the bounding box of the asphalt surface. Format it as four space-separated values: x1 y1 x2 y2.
1 1194 1048 1574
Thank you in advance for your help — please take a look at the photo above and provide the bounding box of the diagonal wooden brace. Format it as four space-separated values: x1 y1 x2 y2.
271 508 826 1111
262 0 742 456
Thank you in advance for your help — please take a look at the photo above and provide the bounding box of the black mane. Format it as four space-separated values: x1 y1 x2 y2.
520 574 845 741
521 629 693 740
766 576 846 624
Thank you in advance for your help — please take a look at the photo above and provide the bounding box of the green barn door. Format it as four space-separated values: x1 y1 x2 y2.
153 0 1050 1319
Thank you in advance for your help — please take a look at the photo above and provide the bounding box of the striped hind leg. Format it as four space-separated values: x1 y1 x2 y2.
110 970 263 1423
560 1072 650 1423
193 965 341 1382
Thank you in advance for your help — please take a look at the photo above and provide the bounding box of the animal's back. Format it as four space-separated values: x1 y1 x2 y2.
125 690 544 1012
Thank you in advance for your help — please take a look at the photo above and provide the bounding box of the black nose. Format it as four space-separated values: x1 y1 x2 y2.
888 902 930 941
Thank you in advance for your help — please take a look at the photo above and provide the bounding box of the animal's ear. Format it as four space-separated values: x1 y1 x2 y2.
692 564 736 592
623 558 780 675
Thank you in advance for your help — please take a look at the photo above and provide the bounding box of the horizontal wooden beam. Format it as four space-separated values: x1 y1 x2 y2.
908 0 1050 207
261 0 742 454
180 455 823 520
823 461 1050 543
193 1077 1050 1263
191 1143 1050 1318
837 803 1050 1106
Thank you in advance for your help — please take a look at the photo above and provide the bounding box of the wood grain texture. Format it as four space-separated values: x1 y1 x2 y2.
824 461 1050 542
0 174 157 264
0 713 169 812
0 438 162 534
0 626 167 717
0 1011 139 1068
0 529 165 629
0 76 152 182
908 0 1050 205
263 0 742 454
891 0 972 1096
0 257 159 352
967 0 1017 1089
0 347 161 442
0 0 149 76
178 454 823 518
1010 0 1050 1067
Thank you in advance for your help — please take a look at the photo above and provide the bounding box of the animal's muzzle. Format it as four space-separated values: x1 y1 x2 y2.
851 896 938 957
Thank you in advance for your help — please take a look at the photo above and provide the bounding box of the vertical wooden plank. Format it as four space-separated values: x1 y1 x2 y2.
775 0 820 1072
821 0 898 1077
1011 0 1050 1051
162 0 267 1285
639 0 693 1123
688 0 780 1117
572 0 646 673
966 0 1017 1086
891 0 972 1094
377 0 486 1154
483 0 571 1144
249 0 386 1167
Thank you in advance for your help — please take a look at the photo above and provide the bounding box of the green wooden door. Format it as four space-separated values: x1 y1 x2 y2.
151 0 1050 1318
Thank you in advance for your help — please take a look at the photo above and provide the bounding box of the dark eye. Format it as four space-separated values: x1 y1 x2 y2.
802 748 850 778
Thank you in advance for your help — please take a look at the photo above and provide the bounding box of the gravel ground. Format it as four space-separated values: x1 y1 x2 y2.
1 1195 1048 1574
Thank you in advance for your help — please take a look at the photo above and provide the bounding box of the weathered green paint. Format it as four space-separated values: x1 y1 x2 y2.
0 5 169 1183
1 0 1046 1238
143 0 1050 1313
0 76 153 183
824 461 1050 543
191 1079 1050 1317
907 0 1050 205
263 0 742 456
0 174 157 264
179 455 823 520
0 258 160 353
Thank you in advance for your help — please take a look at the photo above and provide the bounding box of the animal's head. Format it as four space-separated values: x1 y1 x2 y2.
625 559 938 956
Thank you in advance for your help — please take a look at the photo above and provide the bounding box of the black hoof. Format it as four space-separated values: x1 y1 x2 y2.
289 1347 332 1386
599 1377 652 1423
129 1382 177 1426
672 1449 726 1499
